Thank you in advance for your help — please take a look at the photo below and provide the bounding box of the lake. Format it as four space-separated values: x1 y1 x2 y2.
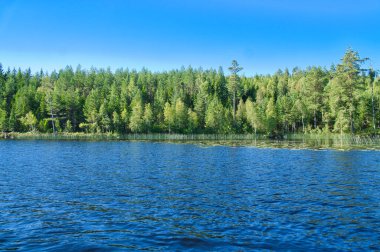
1 140 380 251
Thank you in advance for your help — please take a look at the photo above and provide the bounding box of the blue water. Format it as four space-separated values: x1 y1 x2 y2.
0 140 380 251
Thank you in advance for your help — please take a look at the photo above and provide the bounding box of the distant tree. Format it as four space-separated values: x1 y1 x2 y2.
112 111 122 133
164 101 174 133
228 60 243 125
0 108 7 132
38 76 58 134
245 98 265 134
8 108 17 132
214 67 228 103
120 108 129 133
99 103 111 132
187 108 199 133
83 90 100 133
129 99 144 133
304 67 327 129
292 99 308 133
20 111 37 132
143 103 153 132
174 98 187 133
265 98 278 135
205 96 230 133
65 120 73 132
327 48 367 133
236 99 246 132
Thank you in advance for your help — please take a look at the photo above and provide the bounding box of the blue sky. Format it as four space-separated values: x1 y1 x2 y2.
0 0 379 75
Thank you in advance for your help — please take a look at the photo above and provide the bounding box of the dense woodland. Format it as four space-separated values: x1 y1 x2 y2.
0 49 379 136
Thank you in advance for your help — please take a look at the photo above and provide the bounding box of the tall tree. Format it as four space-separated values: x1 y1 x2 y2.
38 76 58 134
304 67 327 129
228 60 243 126
327 49 367 133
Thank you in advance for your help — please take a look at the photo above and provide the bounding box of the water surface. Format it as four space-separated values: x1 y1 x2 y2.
1 140 380 251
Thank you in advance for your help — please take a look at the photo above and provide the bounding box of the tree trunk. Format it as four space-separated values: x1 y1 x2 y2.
233 92 236 124
372 79 376 131
321 110 324 129
350 110 354 134
49 103 56 135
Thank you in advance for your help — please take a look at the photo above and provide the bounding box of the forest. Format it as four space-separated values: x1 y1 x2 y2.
0 49 379 136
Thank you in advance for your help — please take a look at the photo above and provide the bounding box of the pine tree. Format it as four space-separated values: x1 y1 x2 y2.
228 60 243 126
99 103 111 132
327 48 367 133
304 67 327 129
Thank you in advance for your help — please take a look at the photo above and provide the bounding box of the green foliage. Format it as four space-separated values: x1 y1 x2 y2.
65 120 73 132
205 96 231 133
246 98 265 134
143 103 153 132
129 98 144 133
84 90 100 132
112 111 122 133
228 60 243 125
236 99 247 132
164 101 175 133
0 48 377 135
327 48 367 133
20 111 37 132
187 108 199 133
174 98 187 133
0 108 7 131
99 103 111 132
266 98 278 135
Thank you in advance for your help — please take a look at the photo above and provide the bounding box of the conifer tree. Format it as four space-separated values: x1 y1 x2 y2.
228 60 243 125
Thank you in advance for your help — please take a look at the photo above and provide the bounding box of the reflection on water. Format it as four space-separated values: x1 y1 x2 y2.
0 140 380 251
191 138 380 150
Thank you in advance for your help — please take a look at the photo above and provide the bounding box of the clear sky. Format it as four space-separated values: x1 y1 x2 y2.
0 0 379 75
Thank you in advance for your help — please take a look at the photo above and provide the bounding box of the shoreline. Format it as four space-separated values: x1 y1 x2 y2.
2 132 380 150
2 131 379 139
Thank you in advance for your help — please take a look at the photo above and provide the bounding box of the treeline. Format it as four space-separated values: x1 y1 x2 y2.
0 49 379 136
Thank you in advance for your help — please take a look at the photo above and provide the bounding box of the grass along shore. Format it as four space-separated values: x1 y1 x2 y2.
3 132 263 141
2 132 380 149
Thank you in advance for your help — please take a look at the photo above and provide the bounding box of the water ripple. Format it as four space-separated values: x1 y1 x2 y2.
0 141 380 251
